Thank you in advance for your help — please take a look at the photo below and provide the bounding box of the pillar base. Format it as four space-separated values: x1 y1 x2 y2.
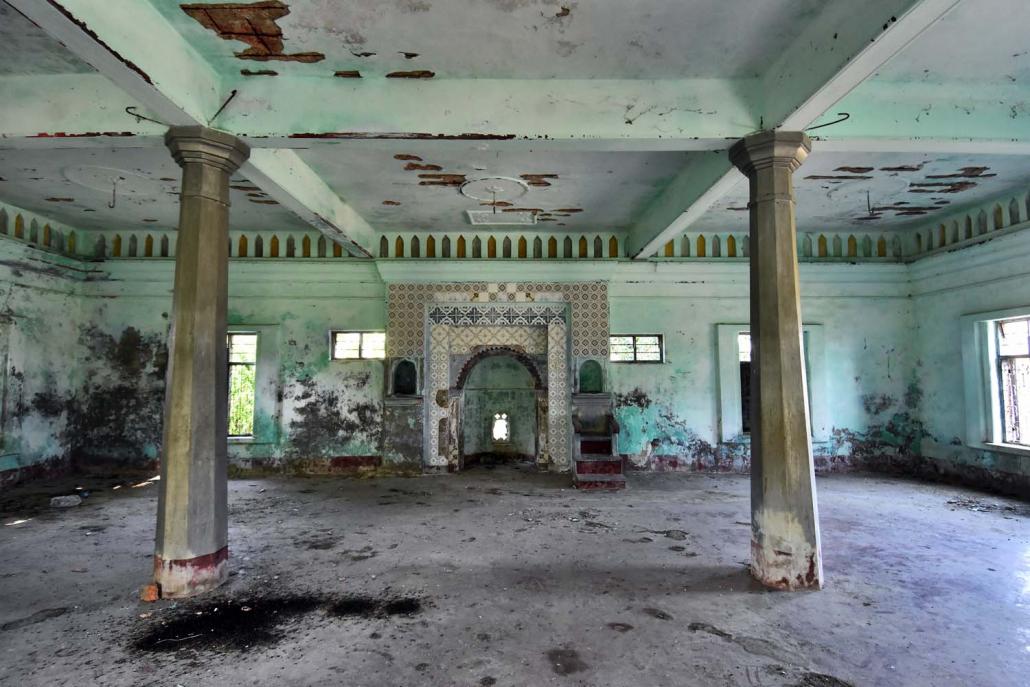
750 514 823 590
152 546 229 598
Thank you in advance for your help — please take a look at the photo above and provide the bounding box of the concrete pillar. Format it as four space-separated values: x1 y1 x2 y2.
729 130 822 591
152 126 249 598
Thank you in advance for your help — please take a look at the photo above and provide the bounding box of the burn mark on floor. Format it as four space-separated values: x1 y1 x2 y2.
240 69 278 76
834 166 874 174
0 607 69 631
805 175 873 181
545 648 588 675
181 1 325 63
643 607 673 620
333 70 362 78
394 154 422 161
382 200 401 206
400 52 419 59
133 593 425 654
44 197 74 203
796 673 856 687
328 595 423 618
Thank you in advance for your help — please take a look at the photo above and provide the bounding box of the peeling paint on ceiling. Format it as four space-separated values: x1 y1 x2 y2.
147 0 828 80
0 147 310 232
697 152 1030 232
295 147 689 230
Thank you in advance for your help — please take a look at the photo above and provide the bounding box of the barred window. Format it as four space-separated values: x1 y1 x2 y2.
331 331 386 360
997 317 1030 446
227 333 257 437
609 335 664 363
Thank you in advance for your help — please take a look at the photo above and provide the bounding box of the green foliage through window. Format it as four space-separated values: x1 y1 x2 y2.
228 333 257 437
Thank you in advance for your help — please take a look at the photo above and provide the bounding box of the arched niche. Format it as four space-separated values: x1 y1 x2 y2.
392 359 418 396
387 357 420 396
458 349 542 464
578 359 604 393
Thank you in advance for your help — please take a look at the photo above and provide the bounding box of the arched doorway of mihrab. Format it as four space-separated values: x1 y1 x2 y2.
455 347 544 468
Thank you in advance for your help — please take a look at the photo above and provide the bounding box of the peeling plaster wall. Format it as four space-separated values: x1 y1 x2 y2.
910 230 1030 495
608 263 914 473
0 241 90 486
82 260 388 473
4 227 1029 493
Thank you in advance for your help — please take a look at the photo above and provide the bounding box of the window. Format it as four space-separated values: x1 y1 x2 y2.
609 335 664 363
331 331 385 360
738 332 752 434
492 413 510 442
961 308 1030 454
997 317 1030 446
227 333 257 437
716 324 827 442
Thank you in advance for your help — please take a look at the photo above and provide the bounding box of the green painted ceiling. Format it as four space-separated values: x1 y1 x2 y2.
0 0 1027 251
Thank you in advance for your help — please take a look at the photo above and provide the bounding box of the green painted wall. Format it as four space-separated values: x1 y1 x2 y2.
1 230 1027 494
462 355 537 458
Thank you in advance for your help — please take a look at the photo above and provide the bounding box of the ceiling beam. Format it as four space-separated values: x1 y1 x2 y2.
244 149 374 258
6 0 378 256
626 0 963 259
213 77 757 145
766 0 964 130
627 157 740 259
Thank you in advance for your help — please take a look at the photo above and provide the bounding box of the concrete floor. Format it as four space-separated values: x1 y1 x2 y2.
0 466 1027 687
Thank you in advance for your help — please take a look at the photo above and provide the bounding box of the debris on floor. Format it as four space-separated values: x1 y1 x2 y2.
49 495 82 508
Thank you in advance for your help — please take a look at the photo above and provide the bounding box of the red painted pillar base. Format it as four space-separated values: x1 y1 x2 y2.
152 546 229 599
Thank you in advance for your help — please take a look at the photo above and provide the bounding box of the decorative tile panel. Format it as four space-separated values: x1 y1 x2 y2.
428 304 566 327
387 282 608 358
547 322 570 470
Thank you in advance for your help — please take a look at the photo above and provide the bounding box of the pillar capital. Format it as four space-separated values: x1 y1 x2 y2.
729 130 811 177
165 126 250 175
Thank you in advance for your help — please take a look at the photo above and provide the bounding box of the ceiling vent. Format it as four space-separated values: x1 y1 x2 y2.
466 210 537 226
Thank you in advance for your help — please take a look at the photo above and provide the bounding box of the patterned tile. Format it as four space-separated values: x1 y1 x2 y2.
390 282 606 471
388 282 608 358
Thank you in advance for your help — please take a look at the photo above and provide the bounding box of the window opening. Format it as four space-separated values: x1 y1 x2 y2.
609 335 664 362
738 332 752 434
227 333 257 437
332 331 386 360
492 413 510 442
997 316 1030 445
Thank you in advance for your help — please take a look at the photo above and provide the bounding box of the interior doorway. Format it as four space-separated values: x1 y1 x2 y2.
456 348 544 468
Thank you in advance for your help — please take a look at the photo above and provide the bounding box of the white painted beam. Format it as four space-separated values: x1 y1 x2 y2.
769 0 963 130
627 155 741 258
6 0 378 256
626 0 964 260
242 149 375 258
6 0 217 126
